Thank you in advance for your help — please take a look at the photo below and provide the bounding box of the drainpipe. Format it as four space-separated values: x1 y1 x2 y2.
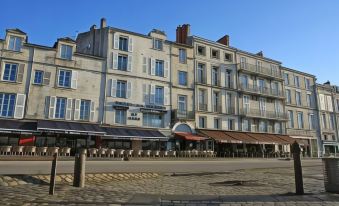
24 46 35 119
331 87 339 155
314 85 322 157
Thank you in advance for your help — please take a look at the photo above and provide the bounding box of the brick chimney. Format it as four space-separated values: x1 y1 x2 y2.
176 24 190 44
217 35 229 46
100 18 107 28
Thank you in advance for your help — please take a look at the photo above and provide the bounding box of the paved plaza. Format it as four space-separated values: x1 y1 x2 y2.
0 159 338 205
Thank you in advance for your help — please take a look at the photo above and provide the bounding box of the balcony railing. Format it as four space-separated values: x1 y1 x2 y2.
286 128 317 136
199 103 208 111
239 63 282 79
240 108 288 120
213 105 222 113
322 128 336 134
172 109 195 120
239 84 284 98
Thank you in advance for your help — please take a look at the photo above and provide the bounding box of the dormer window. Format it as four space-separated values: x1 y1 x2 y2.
60 44 73 60
153 39 163 50
8 36 22 51
119 36 128 51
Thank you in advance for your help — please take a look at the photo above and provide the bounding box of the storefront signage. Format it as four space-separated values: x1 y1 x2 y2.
113 101 166 111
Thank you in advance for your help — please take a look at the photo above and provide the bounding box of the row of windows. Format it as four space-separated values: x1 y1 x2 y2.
198 116 235 130
285 89 313 107
284 73 312 90
288 110 316 130
53 97 91 121
196 45 233 62
197 63 233 87
7 35 73 61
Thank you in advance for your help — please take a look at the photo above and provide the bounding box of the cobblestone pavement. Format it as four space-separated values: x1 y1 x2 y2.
0 164 338 205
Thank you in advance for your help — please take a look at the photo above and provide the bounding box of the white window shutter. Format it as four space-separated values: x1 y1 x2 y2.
111 79 117 97
143 84 148 104
14 94 26 119
164 61 169 78
49 96 56 119
16 64 25 83
71 71 78 89
142 57 148 73
127 55 132 72
74 99 81 120
127 81 132 98
320 94 325 110
327 96 333 112
150 84 155 104
164 87 169 105
114 33 119 49
113 52 118 70
90 101 95 122
65 98 73 120
151 58 156 75
128 37 133 52
43 71 51 86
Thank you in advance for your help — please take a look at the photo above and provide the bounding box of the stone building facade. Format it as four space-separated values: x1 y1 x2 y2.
282 67 319 157
0 18 338 157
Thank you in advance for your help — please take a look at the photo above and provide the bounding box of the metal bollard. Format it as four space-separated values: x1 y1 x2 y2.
49 153 58 195
73 149 86 187
292 141 304 195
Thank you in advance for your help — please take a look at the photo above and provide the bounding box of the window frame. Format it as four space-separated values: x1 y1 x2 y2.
197 45 206 56
116 80 127 98
115 109 127 125
178 71 187 86
55 97 67 119
58 69 72 88
0 93 16 118
179 48 187 63
153 38 163 50
80 99 91 121
33 70 44 85
117 54 128 71
155 59 164 77
8 36 22 52
2 63 18 82
118 36 129 51
60 44 73 60
154 86 164 105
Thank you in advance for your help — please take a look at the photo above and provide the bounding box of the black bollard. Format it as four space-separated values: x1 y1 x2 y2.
73 149 86 187
49 153 58 195
292 141 304 195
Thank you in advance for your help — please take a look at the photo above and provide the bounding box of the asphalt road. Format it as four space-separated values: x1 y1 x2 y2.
0 159 321 175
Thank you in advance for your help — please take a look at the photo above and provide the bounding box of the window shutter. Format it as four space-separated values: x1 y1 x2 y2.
114 33 119 49
74 99 81 120
142 57 148 73
14 94 26 119
111 79 117 97
49 96 56 119
43 71 51 86
65 98 73 120
320 94 325 110
127 55 132 72
128 37 133 52
151 58 156 75
71 71 78 89
16 64 25 83
143 84 148 104
112 52 118 70
150 84 155 104
90 101 95 122
127 81 132 98
164 61 169 78
327 96 333 112
164 87 169 105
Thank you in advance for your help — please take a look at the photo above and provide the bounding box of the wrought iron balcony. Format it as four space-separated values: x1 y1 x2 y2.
240 108 288 120
198 103 208 111
238 63 282 79
238 84 284 98
172 109 195 120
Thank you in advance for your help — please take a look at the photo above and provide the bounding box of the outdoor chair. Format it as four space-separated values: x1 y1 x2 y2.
191 150 198 157
12 146 24 155
98 148 107 157
133 150 143 158
116 149 125 158
36 147 47 156
0 146 12 155
168 150 176 157
142 150 151 157
159 150 168 157
88 148 98 157
46 147 59 156
106 149 115 158
152 150 160 157
124 149 133 158
60 147 71 156
24 146 36 155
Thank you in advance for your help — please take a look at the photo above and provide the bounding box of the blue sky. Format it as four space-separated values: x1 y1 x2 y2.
1 0 338 84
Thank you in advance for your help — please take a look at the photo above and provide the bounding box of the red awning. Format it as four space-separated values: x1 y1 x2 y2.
175 132 207 141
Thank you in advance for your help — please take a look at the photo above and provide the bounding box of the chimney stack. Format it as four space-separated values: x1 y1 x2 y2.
176 24 190 44
217 35 230 46
100 18 107 28
256 51 264 57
